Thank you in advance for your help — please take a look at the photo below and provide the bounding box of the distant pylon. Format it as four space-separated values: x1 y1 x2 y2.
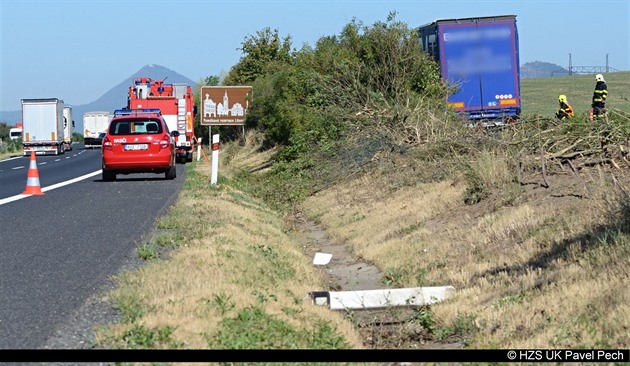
22 151 44 195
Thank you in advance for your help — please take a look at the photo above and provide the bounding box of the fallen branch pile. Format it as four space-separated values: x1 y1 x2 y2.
502 109 630 191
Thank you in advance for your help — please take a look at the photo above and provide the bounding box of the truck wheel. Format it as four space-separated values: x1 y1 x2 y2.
186 152 193 162
165 165 177 180
102 169 116 181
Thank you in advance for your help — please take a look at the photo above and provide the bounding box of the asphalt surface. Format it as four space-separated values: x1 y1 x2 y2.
0 146 105 199
0 145 185 350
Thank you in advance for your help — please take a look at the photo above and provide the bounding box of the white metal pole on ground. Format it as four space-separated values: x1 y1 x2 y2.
211 134 219 185
197 137 202 161
310 286 456 310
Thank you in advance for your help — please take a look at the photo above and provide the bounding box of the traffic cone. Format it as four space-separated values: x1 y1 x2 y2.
22 151 44 195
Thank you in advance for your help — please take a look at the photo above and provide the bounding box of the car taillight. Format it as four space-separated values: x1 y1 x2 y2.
103 138 112 151
160 136 170 149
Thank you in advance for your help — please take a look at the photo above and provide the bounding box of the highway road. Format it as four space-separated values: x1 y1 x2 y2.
0 144 185 348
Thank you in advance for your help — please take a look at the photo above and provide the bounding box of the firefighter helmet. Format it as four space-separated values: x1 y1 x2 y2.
596 74 605 82
558 95 567 103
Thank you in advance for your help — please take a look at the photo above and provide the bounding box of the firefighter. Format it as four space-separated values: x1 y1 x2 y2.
591 73 608 119
556 94 574 120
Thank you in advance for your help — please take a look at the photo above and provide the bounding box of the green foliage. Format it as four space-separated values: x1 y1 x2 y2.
496 291 531 307
155 232 179 249
205 292 236 316
0 121 23 156
436 313 477 346
113 288 145 323
117 324 178 349
204 75 220 86
223 14 450 214
247 66 326 146
224 27 293 86
230 145 320 212
463 164 487 205
307 15 444 110
209 305 349 349
227 14 446 151
414 307 437 333
0 122 12 141
72 132 84 143
137 243 159 260
383 266 408 287
248 243 296 282
0 137 22 155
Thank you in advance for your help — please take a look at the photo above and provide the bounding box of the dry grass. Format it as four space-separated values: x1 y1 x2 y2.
95 138 363 349
305 177 465 282
301 147 630 348
96 126 630 350
221 130 276 177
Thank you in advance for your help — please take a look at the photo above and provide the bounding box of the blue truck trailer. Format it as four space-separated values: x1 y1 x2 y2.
418 15 521 125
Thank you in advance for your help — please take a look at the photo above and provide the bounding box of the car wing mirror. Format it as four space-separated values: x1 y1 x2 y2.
171 131 180 137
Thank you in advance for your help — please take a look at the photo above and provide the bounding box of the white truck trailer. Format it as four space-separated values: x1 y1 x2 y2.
22 98 65 155
62 106 74 151
83 111 112 148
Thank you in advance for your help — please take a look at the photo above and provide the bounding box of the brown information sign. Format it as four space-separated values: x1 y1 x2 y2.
200 86 252 126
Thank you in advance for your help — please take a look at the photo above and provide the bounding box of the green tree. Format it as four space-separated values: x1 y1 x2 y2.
204 75 220 86
224 28 293 86
222 12 448 154
0 122 12 141
304 14 444 113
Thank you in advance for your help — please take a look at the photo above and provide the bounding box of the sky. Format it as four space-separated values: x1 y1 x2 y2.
1 0 629 112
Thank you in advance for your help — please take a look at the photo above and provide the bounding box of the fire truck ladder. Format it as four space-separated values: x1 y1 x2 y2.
177 98 187 145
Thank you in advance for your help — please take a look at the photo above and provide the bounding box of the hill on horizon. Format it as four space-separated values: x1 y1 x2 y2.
0 64 197 132
521 61 568 79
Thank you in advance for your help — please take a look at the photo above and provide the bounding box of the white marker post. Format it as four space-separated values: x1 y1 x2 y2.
211 134 219 185
197 137 202 161
310 286 456 310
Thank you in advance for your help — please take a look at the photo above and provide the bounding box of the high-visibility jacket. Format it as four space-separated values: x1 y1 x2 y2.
592 81 608 106
557 101 574 120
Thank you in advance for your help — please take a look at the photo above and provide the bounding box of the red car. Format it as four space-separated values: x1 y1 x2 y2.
101 109 178 181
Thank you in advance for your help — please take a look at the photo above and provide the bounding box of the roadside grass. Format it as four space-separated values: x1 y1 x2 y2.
219 110 629 349
92 71 630 351
94 145 364 350
0 151 15 160
0 139 23 160
300 137 630 348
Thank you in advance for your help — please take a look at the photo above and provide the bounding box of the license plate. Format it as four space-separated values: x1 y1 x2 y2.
124 144 148 151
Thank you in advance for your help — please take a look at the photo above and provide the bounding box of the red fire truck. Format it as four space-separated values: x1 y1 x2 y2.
127 77 196 163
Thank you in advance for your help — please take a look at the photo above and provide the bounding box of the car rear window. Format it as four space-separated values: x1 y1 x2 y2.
109 120 163 135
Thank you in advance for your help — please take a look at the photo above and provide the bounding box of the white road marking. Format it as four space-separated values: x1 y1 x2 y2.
38 162 47 165
11 166 25 170
0 156 24 162
0 170 102 206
